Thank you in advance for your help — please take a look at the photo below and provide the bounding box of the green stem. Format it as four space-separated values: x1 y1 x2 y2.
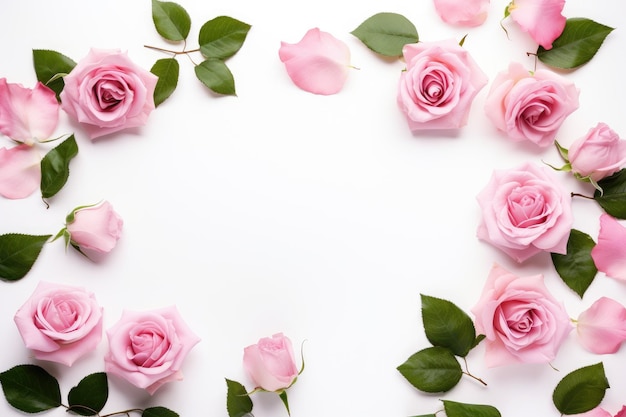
101 408 144 417
462 357 487 386
571 192 594 200
144 44 200 55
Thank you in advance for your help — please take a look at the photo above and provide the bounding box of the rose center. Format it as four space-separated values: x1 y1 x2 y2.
94 79 126 111
36 297 80 333
507 188 547 228
129 324 170 367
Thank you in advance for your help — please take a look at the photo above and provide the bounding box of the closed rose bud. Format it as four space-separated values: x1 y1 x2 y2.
243 333 299 392
568 123 626 182
64 201 123 255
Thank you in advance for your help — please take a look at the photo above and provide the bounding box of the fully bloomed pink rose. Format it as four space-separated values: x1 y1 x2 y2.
508 0 566 50
576 297 626 354
568 123 626 182
397 39 488 131
64 201 123 254
279 28 351 95
591 214 626 282
472 263 572 367
476 162 573 262
433 0 490 27
104 306 200 395
14 281 103 366
0 144 41 199
243 333 299 392
60 49 158 139
484 62 579 147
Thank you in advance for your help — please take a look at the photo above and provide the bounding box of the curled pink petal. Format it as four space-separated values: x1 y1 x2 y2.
508 0 566 49
434 0 490 27
577 297 626 354
0 144 41 199
591 214 626 281
279 28 351 95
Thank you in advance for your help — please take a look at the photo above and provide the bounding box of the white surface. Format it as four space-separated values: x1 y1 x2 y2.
1 0 625 416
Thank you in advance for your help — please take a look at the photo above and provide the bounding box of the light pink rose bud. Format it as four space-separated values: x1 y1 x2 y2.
576 297 626 354
568 123 626 182
14 281 103 366
65 201 123 254
243 333 299 392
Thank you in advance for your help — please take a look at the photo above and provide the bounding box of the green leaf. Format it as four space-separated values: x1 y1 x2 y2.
151 0 191 41
151 58 180 107
199 16 251 60
551 229 598 297
409 415 436 417
397 346 462 393
595 169 626 219
537 18 614 69
67 373 108 416
0 233 51 281
32 49 76 100
143 406 180 417
350 12 418 57
40 134 78 199
0 364 62 413
226 379 253 417
421 294 477 357
195 59 236 95
442 400 501 417
553 362 609 414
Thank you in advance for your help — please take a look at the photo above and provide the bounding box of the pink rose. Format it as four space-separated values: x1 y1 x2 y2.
476 162 573 262
64 201 123 254
60 48 158 139
0 144 41 199
578 407 626 417
567 123 626 182
472 263 572 367
104 306 200 395
397 39 488 131
484 62 579 147
243 333 299 392
591 214 626 282
433 0 490 27
279 28 351 95
576 297 626 354
507 0 566 50
14 281 103 366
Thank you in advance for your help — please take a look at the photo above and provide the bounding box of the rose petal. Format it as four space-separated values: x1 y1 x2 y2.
591 214 626 281
0 144 41 199
509 0 566 49
433 0 489 27
577 297 626 354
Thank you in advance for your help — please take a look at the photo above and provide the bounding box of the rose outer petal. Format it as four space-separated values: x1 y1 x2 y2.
0 144 41 199
509 0 566 50
433 0 489 27
577 297 626 354
591 214 626 281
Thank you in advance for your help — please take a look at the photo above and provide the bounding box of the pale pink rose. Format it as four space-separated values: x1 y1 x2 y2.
60 49 158 139
472 263 572 367
243 333 299 392
14 281 103 366
433 0 490 27
476 162 573 262
65 201 123 254
104 306 200 395
575 408 613 417
576 297 626 354
508 0 566 50
397 39 488 131
0 144 41 199
484 62 579 147
279 28 351 95
591 214 626 282
0 78 59 145
568 123 626 182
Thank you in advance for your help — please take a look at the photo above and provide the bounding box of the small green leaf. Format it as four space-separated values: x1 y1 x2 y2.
195 59 236 95
350 12 418 57
32 49 76 100
0 234 51 281
551 229 598 297
595 169 626 219
199 16 251 60
40 134 79 199
0 365 62 413
151 0 191 41
397 346 462 393
67 373 108 416
553 362 609 414
442 400 501 417
151 58 180 107
421 294 477 357
226 379 253 417
537 18 614 69
143 406 180 417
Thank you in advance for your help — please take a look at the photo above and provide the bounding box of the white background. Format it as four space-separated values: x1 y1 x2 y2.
1 0 625 416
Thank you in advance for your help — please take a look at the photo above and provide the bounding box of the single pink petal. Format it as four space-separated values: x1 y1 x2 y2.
591 214 626 281
509 0 566 49
433 0 490 27
577 297 626 354
0 144 41 199
279 28 351 95
614 406 626 417
574 408 613 417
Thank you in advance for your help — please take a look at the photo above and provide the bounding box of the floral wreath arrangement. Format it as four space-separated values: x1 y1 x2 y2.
1 0 625 416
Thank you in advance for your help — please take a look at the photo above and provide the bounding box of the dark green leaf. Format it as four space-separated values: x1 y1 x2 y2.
67 373 108 416
595 169 626 219
195 59 236 95
397 346 462 393
151 58 180 107
226 379 253 417
32 49 76 101
442 400 501 417
553 362 609 414
40 134 78 199
472 334 486 349
143 406 180 417
199 16 251 59
0 365 61 413
537 18 614 69
421 294 477 357
0 234 51 281
350 12 418 57
151 0 191 41
551 229 598 297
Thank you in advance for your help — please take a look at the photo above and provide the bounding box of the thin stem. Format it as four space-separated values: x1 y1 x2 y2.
462 357 488 386
101 408 144 417
571 192 594 200
144 44 200 55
